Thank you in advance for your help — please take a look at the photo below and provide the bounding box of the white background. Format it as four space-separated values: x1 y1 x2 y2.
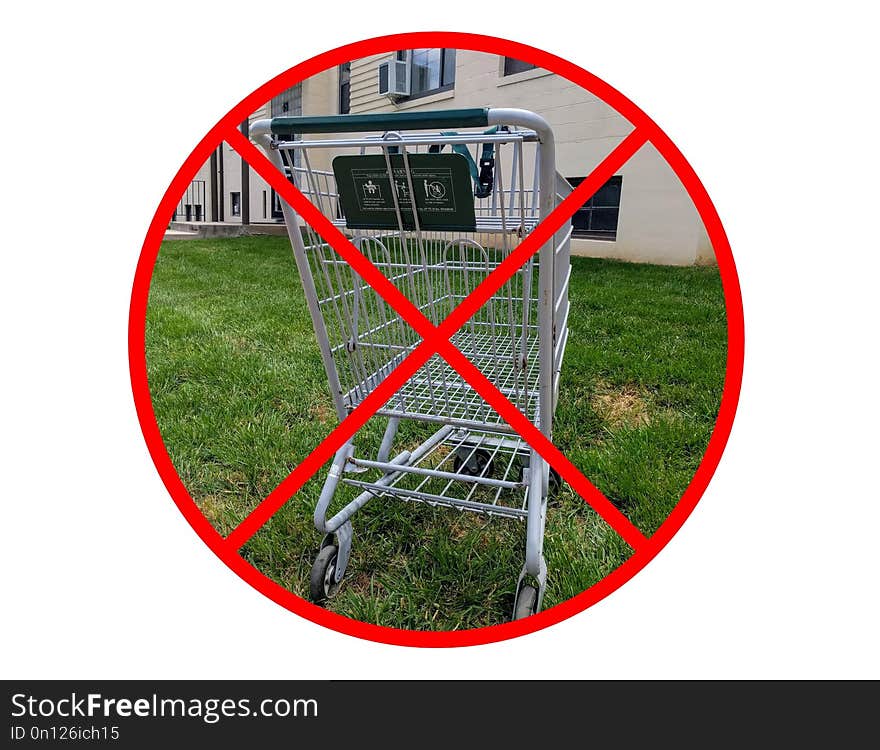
2 2 877 679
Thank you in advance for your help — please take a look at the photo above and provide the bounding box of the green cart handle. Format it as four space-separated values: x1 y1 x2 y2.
269 108 490 135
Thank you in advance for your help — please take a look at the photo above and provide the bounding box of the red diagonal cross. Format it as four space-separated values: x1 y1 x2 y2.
223 125 649 552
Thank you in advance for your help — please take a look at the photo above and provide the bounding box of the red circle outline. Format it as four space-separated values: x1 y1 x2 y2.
128 31 744 648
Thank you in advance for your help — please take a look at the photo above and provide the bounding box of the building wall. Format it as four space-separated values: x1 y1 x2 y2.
174 158 213 223
178 103 274 225
300 67 340 174
345 50 709 265
243 102 272 222
178 52 710 265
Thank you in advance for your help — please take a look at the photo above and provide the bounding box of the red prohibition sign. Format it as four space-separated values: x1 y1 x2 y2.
129 31 744 647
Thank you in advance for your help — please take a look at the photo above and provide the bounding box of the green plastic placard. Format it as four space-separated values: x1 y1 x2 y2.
333 153 477 231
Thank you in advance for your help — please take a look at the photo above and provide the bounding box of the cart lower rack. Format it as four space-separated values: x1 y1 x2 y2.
251 107 572 620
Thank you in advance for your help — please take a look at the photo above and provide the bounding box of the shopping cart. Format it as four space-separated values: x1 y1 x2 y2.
250 108 571 620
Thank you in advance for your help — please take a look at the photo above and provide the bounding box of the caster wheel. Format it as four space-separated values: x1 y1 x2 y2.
548 467 562 496
453 447 494 477
309 545 341 604
516 455 560 495
514 584 538 620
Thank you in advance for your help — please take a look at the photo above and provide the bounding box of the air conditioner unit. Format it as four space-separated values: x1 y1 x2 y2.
378 53 410 99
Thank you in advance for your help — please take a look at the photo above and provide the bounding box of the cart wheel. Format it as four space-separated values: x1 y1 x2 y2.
516 456 560 495
453 448 494 478
514 584 538 620
309 545 341 604
548 467 562 497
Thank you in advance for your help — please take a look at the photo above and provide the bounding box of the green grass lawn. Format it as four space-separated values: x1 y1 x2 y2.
146 235 727 630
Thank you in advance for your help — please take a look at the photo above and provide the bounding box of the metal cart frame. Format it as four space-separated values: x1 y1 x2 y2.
250 108 571 620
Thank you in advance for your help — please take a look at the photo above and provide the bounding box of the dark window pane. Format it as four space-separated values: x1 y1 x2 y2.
402 48 456 97
566 175 623 240
412 48 441 93
503 57 537 76
570 207 592 233
442 49 456 86
592 176 622 206
339 63 351 114
590 207 619 232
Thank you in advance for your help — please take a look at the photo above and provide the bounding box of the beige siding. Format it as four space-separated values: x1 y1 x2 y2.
300 68 337 173
341 50 708 265
201 50 710 264
349 54 389 113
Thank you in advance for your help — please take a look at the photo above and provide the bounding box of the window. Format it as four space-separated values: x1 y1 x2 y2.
408 48 456 98
271 189 284 220
503 57 538 76
270 85 302 118
567 175 623 240
339 62 351 114
230 191 241 217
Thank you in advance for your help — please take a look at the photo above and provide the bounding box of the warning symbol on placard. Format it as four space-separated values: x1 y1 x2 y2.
425 180 446 200
362 180 380 197
393 180 410 199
